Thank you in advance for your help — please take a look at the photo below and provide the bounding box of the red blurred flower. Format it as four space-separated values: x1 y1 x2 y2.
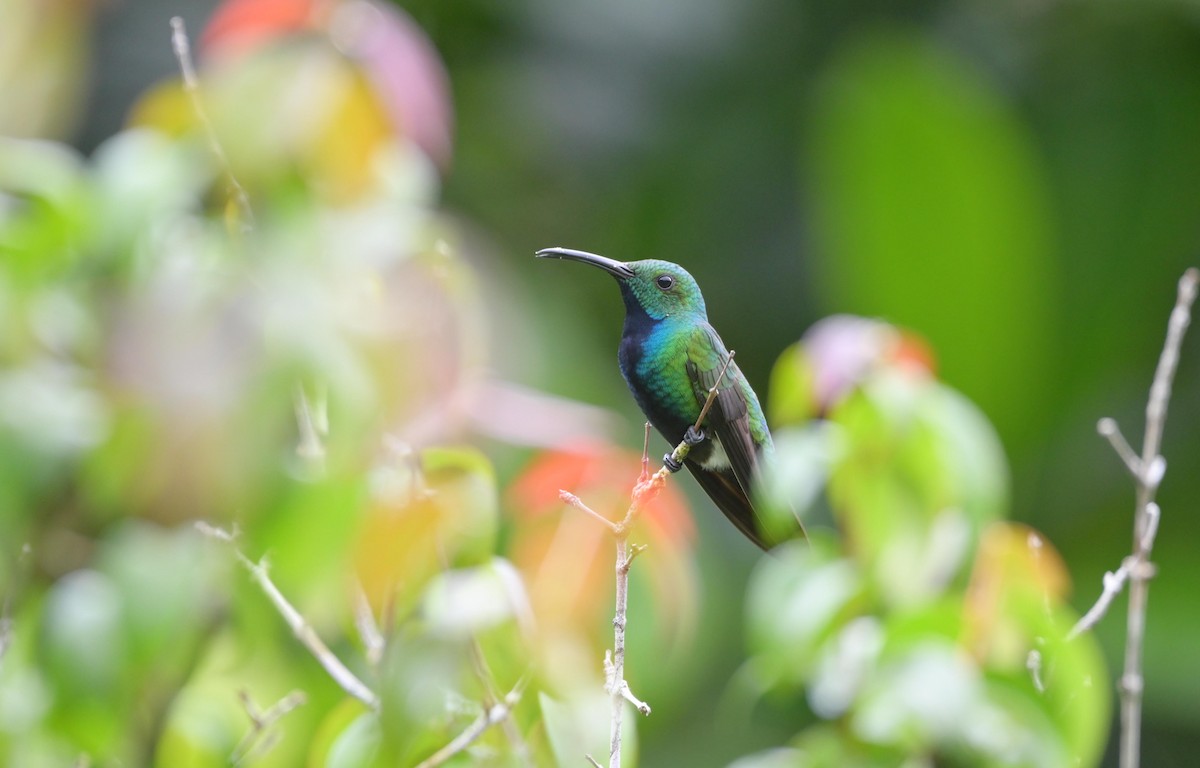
200 0 322 55
507 443 698 656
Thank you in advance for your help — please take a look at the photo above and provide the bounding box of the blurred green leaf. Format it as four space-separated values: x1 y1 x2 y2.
807 29 1056 447
0 138 91 283
767 340 818 427
420 446 500 569
309 699 375 768
851 642 986 754
760 422 839 532
95 522 226 669
746 537 865 690
377 628 472 764
355 446 498 621
540 689 634 768
828 373 1007 605
323 711 381 768
422 557 529 639
39 570 126 754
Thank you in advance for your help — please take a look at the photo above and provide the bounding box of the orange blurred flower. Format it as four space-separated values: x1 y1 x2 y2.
507 442 698 666
201 0 326 55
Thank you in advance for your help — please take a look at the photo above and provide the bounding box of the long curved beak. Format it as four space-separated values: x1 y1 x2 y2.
535 247 635 280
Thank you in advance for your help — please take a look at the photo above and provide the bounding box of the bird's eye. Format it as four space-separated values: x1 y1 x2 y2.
655 274 675 290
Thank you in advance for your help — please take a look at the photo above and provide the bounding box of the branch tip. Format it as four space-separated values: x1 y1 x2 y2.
203 519 379 710
1143 456 1166 489
1180 267 1200 299
1096 418 1142 478
1075 267 1197 768
1140 503 1161 552
168 15 255 231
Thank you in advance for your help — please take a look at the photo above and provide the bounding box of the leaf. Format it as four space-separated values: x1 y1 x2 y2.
323 711 381 768
963 523 1110 766
309 699 374 768
807 29 1056 447
420 557 531 639
96 522 228 672
827 373 1008 606
962 523 1069 669
851 641 985 752
0 137 90 284
758 422 839 531
353 446 498 621
745 537 865 689
539 690 635 768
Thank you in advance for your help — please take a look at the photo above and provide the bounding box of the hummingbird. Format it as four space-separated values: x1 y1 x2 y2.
536 246 803 549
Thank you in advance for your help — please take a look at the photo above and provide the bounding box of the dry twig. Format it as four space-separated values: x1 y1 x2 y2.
1069 268 1198 768
196 522 380 710
351 579 386 669
231 689 307 766
561 351 736 768
413 679 528 768
169 16 254 231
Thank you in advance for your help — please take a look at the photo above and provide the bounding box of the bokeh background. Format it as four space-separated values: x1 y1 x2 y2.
4 0 1200 765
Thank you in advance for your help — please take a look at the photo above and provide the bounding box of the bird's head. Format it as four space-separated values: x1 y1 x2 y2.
536 247 707 321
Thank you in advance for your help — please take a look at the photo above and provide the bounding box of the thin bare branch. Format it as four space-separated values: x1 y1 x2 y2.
1140 502 1161 552
607 537 633 766
1026 649 1045 695
616 680 651 717
1096 417 1142 479
196 522 380 710
294 385 327 470
1074 268 1197 768
231 689 307 766
351 580 385 669
413 680 527 768
1070 560 1133 640
560 491 620 534
467 641 534 764
0 542 31 663
170 16 254 231
1119 269 1198 768
556 369 737 766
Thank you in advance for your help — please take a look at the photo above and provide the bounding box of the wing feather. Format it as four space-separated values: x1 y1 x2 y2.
683 324 773 547
684 461 769 549
685 328 762 498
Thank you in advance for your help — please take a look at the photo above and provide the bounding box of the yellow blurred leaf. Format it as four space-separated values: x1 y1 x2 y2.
352 446 497 620
127 79 196 139
962 522 1069 667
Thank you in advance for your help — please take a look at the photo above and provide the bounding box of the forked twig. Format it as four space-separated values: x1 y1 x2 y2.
560 351 734 768
231 689 307 765
169 16 254 231
196 522 380 710
1068 268 1198 768
413 678 528 768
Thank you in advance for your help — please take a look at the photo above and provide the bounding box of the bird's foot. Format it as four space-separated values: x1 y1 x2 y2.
684 426 706 446
663 453 683 473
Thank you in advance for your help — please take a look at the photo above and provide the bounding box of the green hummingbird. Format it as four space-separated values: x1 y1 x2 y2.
536 246 803 549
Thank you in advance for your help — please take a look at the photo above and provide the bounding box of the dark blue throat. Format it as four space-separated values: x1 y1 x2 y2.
614 291 715 465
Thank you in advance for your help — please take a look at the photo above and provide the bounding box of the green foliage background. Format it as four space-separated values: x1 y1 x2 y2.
3 0 1200 766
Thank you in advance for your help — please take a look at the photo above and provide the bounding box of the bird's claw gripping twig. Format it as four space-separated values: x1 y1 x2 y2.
683 426 706 446
662 453 683 473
